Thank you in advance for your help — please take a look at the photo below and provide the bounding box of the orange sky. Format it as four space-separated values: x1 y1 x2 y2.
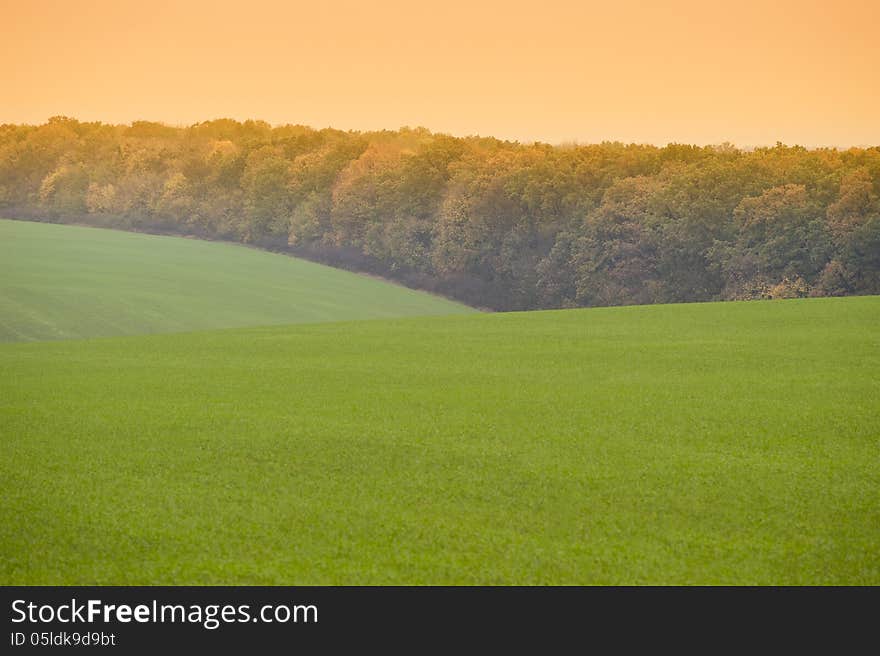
2 0 877 146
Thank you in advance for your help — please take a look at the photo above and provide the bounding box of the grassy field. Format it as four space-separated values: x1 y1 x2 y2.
1 296 877 584
0 219 473 342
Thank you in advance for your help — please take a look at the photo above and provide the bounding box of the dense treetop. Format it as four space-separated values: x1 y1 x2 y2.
2 117 878 309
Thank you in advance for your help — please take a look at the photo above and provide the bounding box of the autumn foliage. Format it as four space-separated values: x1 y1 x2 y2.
2 117 878 310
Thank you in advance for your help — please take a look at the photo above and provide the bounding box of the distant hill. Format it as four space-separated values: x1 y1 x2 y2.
2 118 878 311
0 219 474 342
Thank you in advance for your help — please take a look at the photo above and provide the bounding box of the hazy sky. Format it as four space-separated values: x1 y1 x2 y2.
2 0 877 146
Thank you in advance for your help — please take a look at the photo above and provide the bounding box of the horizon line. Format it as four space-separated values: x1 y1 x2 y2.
3 115 878 151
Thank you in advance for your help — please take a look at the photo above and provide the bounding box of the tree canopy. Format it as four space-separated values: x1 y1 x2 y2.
2 117 878 309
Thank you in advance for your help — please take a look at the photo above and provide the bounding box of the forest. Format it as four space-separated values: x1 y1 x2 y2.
2 116 878 310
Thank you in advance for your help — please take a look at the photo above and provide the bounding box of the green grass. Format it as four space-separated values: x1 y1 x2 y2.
0 218 474 342
1 296 878 584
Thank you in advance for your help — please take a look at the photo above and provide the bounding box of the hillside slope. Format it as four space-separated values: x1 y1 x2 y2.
0 219 474 342
1 296 877 584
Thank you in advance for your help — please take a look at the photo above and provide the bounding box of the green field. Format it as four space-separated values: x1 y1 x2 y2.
0 219 473 342
1 294 878 584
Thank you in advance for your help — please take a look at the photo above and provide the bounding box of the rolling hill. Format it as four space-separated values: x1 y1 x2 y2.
1 296 877 584
0 219 474 342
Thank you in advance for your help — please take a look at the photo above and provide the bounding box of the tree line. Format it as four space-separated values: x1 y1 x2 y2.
2 116 878 310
